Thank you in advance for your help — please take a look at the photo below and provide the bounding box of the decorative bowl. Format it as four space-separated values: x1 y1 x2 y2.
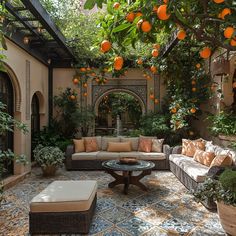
119 157 138 165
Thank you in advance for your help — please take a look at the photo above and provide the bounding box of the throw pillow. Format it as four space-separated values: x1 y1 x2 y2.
193 149 215 167
102 137 120 150
83 136 102 150
84 137 98 152
182 139 205 157
138 138 152 152
107 142 132 152
152 139 164 152
73 139 85 153
210 154 233 167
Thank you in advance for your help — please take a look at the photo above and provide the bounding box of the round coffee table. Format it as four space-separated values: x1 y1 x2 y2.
102 160 155 194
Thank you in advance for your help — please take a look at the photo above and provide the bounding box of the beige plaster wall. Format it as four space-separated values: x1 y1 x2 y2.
3 39 48 174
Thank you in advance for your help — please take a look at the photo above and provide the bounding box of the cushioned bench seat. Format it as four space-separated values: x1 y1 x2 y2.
29 180 97 234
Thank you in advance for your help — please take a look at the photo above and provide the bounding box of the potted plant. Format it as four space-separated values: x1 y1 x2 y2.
194 168 236 235
33 145 64 176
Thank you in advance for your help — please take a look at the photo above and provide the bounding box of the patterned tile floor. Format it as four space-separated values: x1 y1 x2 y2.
0 167 226 236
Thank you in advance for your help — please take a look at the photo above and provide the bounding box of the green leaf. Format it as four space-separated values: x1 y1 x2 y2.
84 0 96 10
112 23 131 33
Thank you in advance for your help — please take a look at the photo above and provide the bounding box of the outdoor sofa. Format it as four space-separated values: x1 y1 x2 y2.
65 136 172 170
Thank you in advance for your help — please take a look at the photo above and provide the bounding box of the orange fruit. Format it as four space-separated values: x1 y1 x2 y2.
135 12 143 18
149 94 155 100
91 72 96 76
230 38 236 46
196 63 201 69
101 40 112 52
137 58 143 65
153 43 160 49
80 68 86 72
152 49 159 57
73 78 79 84
86 67 91 71
192 87 196 92
213 0 224 3
224 27 235 39
95 78 100 82
150 65 157 73
219 8 231 19
126 12 135 22
113 2 120 9
146 75 152 80
154 98 159 104
157 4 170 21
83 92 87 97
83 83 88 88
141 21 152 33
70 95 76 100
114 56 124 70
177 30 186 40
191 80 196 85
190 108 196 114
171 107 177 113
199 47 211 59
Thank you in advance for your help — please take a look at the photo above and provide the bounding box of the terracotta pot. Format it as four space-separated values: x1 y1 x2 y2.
41 165 57 177
217 201 236 236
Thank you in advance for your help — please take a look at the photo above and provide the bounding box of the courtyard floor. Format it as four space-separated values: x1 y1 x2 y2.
1 168 226 236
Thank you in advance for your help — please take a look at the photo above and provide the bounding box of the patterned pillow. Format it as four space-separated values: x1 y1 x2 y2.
182 139 206 157
73 139 85 153
152 139 164 152
193 149 215 167
210 154 233 167
138 138 152 152
84 137 98 152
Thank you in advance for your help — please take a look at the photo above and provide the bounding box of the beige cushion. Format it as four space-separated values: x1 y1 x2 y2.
119 152 141 158
83 136 102 150
152 139 164 152
107 142 132 152
210 154 233 167
102 137 120 150
193 149 215 167
182 139 205 157
138 152 166 160
169 154 209 182
72 152 99 160
73 139 85 153
30 180 97 212
121 137 139 151
96 151 120 160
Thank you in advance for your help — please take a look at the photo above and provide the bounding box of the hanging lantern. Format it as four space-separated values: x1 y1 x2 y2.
23 36 30 44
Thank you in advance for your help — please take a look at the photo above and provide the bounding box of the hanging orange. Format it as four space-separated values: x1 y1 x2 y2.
126 12 135 22
80 68 86 72
230 38 236 46
135 12 143 18
171 107 177 113
83 83 88 88
196 63 201 69
149 94 155 100
177 30 186 40
224 27 235 39
190 108 196 114
219 8 231 19
191 80 196 85
114 56 124 70
154 99 159 104
199 47 211 59
192 87 197 92
73 78 79 84
137 58 143 65
113 2 120 9
157 5 170 21
152 49 159 57
153 43 160 49
101 40 112 52
70 95 76 100
213 0 224 3
91 72 96 77
150 65 157 73
83 92 88 97
141 21 152 32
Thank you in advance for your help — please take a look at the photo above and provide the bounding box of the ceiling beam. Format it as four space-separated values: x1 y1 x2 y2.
13 7 27 11
8 17 38 22
21 0 76 61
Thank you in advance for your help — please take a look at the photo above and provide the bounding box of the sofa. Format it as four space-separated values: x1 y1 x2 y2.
169 139 236 192
65 136 172 170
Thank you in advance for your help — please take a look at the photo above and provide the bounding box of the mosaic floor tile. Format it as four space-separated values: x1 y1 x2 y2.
154 200 179 212
160 217 195 235
189 226 226 236
102 227 131 236
89 215 113 235
96 198 116 213
117 217 154 236
142 226 177 236
203 216 225 233
121 198 149 213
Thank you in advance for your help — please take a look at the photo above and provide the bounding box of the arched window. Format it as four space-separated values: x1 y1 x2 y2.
0 72 14 176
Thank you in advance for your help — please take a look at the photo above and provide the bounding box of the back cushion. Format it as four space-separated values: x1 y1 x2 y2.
73 139 85 153
138 138 152 153
84 137 98 152
193 149 215 167
182 139 205 157
107 142 132 152
152 139 164 152
121 137 139 151
210 154 233 167
102 137 120 150
83 136 102 150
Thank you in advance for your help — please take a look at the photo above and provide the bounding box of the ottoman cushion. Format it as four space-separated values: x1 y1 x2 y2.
30 180 97 213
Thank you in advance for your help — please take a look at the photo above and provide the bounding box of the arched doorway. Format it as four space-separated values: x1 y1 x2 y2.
95 92 143 135
31 93 40 162
0 72 14 177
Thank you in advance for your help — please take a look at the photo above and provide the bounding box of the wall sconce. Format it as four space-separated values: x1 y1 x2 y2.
47 59 51 64
37 27 42 33
23 36 30 44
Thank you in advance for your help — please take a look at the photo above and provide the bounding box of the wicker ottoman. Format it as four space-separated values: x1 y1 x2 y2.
29 180 97 235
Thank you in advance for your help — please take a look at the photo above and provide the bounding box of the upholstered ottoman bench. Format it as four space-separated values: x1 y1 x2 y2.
29 180 97 235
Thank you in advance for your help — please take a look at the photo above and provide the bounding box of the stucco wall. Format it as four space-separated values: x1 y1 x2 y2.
3 39 49 174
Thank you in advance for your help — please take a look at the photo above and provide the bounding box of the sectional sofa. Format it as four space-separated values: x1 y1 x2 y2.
65 136 172 170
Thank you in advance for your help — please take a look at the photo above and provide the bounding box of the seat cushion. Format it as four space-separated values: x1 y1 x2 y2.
96 151 120 160
30 180 97 212
169 154 209 182
121 137 139 151
72 152 99 160
138 152 166 160
101 137 120 150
